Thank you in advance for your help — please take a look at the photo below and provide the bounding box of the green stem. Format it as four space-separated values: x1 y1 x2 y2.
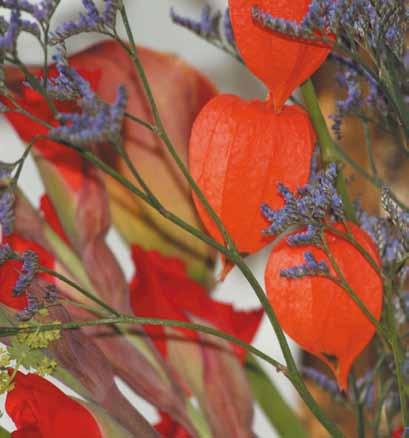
39 267 120 317
350 371 365 438
117 9 343 434
6 12 343 434
0 315 286 374
118 8 236 251
321 234 388 341
385 279 409 427
300 79 356 222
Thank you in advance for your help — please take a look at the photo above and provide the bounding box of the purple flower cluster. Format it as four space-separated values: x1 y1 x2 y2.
302 367 341 396
0 244 12 264
16 292 40 321
48 54 127 146
356 202 406 270
13 250 39 297
281 251 329 279
329 54 388 138
262 163 344 246
252 0 407 59
50 0 121 44
381 187 409 249
0 189 15 236
171 6 236 49
0 0 59 23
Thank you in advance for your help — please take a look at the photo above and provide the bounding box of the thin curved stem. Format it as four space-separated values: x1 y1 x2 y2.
39 266 120 317
117 9 236 252
300 79 357 223
320 233 388 341
0 315 287 374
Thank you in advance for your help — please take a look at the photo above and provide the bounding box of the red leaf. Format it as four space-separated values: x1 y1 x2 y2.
265 222 383 390
6 372 102 438
130 245 262 360
229 0 332 111
189 95 315 255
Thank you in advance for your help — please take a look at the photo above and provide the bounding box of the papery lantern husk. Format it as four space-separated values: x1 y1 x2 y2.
265 222 383 390
229 0 332 111
189 94 315 256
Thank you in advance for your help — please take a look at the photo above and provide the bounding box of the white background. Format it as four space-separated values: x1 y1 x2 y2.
0 1 300 436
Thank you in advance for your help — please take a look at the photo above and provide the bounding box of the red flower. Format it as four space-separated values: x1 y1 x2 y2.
0 234 54 311
129 245 262 359
6 372 102 438
155 413 191 438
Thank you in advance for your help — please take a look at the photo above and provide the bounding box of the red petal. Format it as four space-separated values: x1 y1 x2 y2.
129 245 262 359
6 372 102 438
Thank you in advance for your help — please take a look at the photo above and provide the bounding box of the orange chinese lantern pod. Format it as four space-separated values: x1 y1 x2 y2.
229 0 332 111
265 222 383 390
189 94 315 256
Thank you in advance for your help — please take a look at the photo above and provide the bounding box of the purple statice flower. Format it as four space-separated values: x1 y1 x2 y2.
262 163 344 245
330 67 363 139
16 292 40 321
302 367 341 396
381 187 409 248
0 0 60 23
0 8 21 53
356 201 406 269
0 3 41 54
46 53 127 146
171 5 220 39
0 189 15 236
281 251 329 279
223 9 235 47
328 54 388 137
0 243 12 264
13 250 39 297
43 283 58 303
252 0 407 60
50 0 121 44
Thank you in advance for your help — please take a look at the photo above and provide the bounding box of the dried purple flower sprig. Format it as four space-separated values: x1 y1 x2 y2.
170 6 238 59
0 243 58 320
328 54 388 138
252 0 408 60
262 163 344 247
0 189 15 237
0 0 61 24
281 251 329 279
356 202 407 272
0 5 41 55
47 53 128 146
50 0 122 45
381 187 409 249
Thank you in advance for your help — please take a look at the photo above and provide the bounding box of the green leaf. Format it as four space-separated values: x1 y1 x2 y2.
245 355 308 438
0 425 10 438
